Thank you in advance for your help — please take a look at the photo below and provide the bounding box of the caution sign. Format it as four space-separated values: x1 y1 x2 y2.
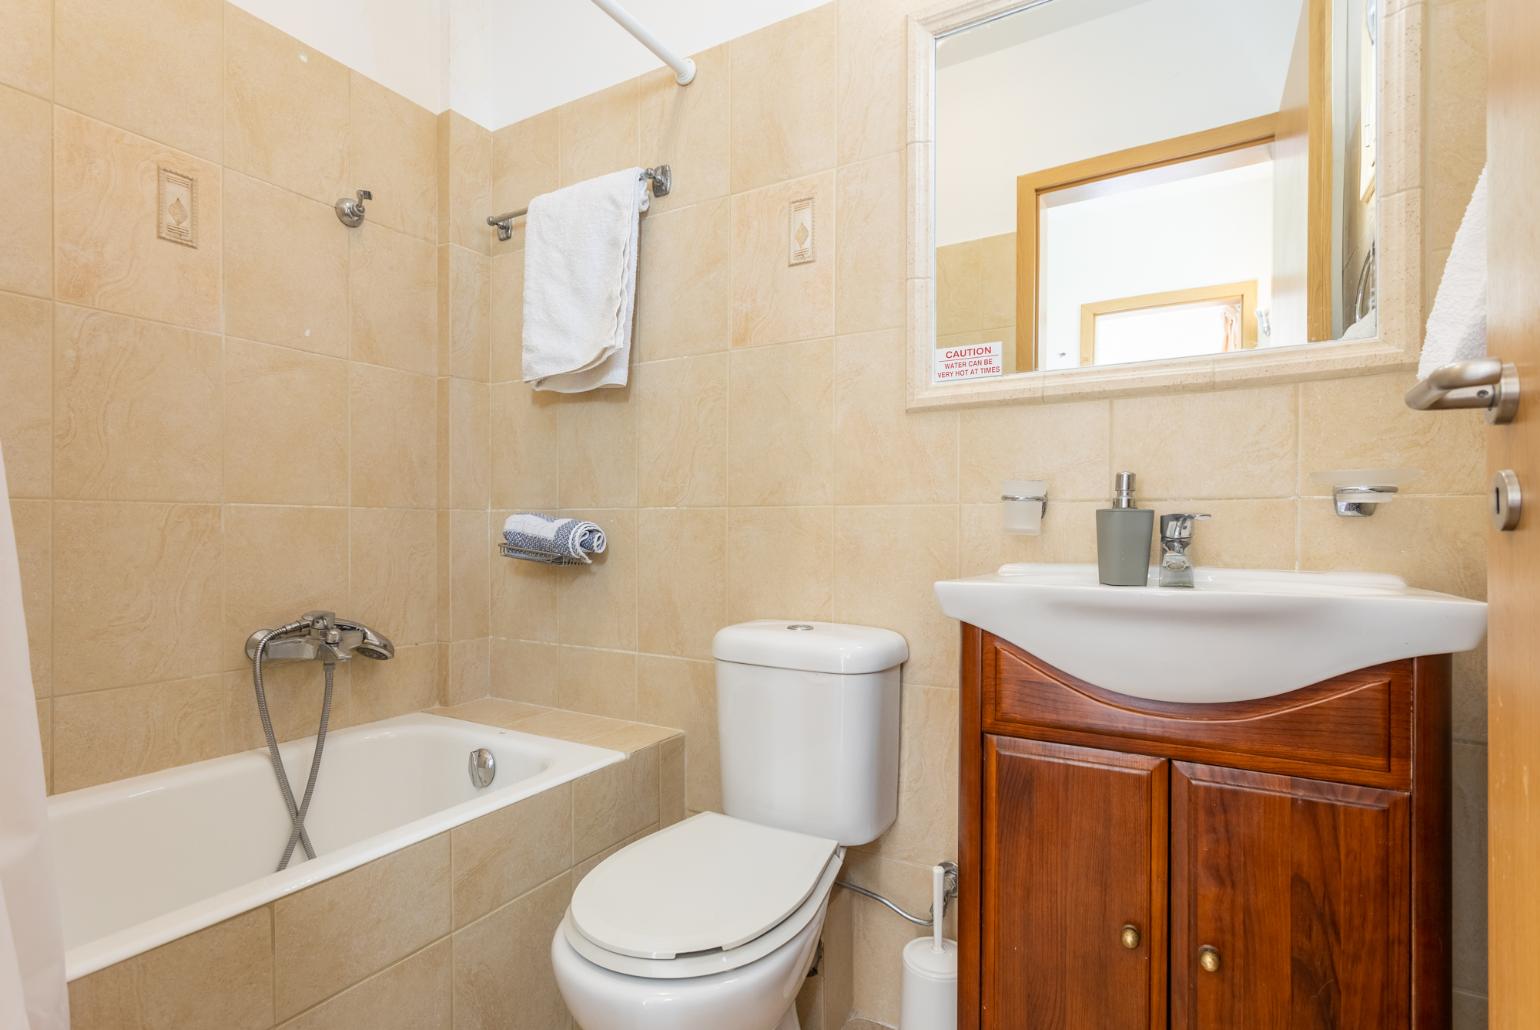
934 341 1004 382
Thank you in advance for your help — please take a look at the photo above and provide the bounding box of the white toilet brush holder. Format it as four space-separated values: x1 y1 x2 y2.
899 865 958 1029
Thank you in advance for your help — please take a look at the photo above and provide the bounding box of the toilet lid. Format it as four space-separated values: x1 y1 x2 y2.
569 812 839 960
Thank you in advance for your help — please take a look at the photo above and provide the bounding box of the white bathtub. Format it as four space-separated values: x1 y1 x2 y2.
48 712 623 980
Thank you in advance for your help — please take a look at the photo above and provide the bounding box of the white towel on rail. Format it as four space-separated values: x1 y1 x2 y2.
1418 166 1487 379
521 168 649 393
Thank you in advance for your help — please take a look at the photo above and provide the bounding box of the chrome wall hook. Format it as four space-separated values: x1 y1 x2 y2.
335 189 372 227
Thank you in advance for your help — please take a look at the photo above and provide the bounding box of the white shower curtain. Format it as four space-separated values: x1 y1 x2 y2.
0 445 69 1029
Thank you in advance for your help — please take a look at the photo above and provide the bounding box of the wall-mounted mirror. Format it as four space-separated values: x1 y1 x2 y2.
912 0 1422 406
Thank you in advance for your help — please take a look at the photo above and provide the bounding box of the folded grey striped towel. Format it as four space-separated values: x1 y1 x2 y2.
502 513 607 565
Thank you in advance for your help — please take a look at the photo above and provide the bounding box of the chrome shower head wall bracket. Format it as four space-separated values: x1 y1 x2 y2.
335 189 372 227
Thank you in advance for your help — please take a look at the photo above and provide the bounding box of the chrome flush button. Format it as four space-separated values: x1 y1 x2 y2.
786 624 814 631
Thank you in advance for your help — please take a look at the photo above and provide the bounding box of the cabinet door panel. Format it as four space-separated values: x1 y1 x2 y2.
1171 762 1410 1030
982 736 1167 1030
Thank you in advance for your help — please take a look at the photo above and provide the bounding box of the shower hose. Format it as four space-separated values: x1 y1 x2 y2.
251 624 336 872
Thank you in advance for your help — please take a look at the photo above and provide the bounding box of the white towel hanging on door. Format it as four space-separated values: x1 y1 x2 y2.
521 168 649 393
1419 166 1488 378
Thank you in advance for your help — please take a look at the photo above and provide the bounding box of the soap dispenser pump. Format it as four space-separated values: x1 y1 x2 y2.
1096 472 1154 586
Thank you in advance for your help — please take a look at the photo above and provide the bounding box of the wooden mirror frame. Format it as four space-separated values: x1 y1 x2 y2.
905 0 1427 410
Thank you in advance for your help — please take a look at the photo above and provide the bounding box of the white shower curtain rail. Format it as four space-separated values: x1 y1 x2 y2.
589 0 697 85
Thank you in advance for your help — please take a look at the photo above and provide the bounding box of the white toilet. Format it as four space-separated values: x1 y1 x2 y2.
552 620 908 1030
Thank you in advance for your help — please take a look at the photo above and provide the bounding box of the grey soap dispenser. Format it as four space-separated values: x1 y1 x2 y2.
1096 472 1154 586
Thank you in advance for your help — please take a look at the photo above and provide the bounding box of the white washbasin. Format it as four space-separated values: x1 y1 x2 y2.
934 563 1487 703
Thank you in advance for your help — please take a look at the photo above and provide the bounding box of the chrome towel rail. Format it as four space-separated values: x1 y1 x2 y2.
486 165 672 241
1405 357 1519 424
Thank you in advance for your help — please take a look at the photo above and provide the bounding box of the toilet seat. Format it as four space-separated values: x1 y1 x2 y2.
564 812 842 980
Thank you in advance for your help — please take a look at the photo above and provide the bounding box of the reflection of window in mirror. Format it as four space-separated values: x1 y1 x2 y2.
933 0 1379 380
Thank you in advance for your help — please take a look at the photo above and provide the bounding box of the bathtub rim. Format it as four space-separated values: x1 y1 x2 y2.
51 711 626 981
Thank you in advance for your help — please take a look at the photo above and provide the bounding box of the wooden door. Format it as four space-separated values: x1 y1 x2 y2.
1170 763 1410 1029
981 736 1166 1030
1487 0 1540 1022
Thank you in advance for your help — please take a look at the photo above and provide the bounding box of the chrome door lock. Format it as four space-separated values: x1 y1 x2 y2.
1494 469 1523 531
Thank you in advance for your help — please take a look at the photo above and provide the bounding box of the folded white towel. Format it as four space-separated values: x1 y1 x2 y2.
502 513 607 565
521 168 649 393
1419 166 1487 379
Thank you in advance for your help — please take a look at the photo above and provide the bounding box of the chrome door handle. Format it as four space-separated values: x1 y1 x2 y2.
1405 359 1520 424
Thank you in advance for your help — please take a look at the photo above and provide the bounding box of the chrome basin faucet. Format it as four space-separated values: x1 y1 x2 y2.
1158 513 1211 588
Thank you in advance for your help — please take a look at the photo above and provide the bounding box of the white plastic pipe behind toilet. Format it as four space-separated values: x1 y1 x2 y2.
899 865 958 1029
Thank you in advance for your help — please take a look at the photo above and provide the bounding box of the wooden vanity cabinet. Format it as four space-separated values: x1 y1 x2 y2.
959 626 1451 1030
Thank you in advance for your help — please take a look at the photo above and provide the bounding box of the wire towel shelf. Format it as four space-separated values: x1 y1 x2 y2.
486 165 672 241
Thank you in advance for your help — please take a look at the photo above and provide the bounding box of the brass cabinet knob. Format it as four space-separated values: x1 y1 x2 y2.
1198 945 1221 973
1120 924 1141 950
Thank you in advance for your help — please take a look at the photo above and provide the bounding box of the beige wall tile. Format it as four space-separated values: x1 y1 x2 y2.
54 109 223 331
442 246 491 381
490 381 559 508
635 198 732 361
447 378 490 509
351 508 438 647
636 354 727 507
639 45 729 210
660 734 685 826
731 171 836 348
349 642 439 724
446 637 491 706
278 938 451 1030
728 339 835 505
54 0 223 161
557 392 637 508
35 699 51 793
450 509 491 640
52 674 237 791
491 527 561 643
574 745 659 860
1111 385 1299 499
835 329 957 504
936 233 1016 336
451 872 573 1030
349 72 438 242
452 782 573 927
874 683 958 865
225 660 354 751
489 250 524 382
833 505 958 687
1300 371 1485 494
1300 494 1488 598
959 398 1111 504
54 305 222 502
836 152 905 334
273 834 451 1019
838 0 910 164
0 292 52 496
0 0 50 97
53 501 222 693
11 500 50 696
637 508 727 659
846 852 936 1025
726 507 835 623
70 908 273 1030
558 79 640 185
350 364 437 508
223 337 349 506
0 86 51 297
438 111 492 254
222 504 349 669
636 655 721 813
492 110 558 217
223 6 348 203
223 170 349 357
1150 498 1299 570
351 223 438 375
490 638 559 705
730 6 837 192
557 645 638 721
